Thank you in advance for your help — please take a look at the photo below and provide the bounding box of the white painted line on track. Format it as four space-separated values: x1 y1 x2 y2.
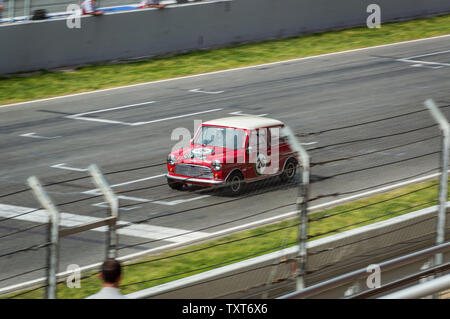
130 108 223 126
50 164 210 207
300 141 318 146
3 34 450 108
189 88 224 94
69 101 156 117
66 101 156 126
403 49 450 60
161 195 211 206
83 174 167 196
397 58 449 68
66 117 135 126
0 203 209 244
66 102 223 126
51 163 88 172
93 193 211 209
397 49 450 68
229 111 268 117
110 174 166 188
80 173 212 207
20 132 61 139
92 202 142 211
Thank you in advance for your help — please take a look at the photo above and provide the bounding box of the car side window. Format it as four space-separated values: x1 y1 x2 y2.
248 130 257 150
248 128 270 153
270 126 282 147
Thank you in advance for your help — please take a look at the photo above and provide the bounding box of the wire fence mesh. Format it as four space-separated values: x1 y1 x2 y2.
0 101 449 298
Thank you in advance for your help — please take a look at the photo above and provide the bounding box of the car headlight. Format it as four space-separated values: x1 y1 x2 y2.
211 160 222 171
167 154 176 166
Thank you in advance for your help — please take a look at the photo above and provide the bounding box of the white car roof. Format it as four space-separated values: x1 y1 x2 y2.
203 116 284 130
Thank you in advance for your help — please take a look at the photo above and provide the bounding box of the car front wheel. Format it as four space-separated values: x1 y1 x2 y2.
280 159 297 183
225 172 245 196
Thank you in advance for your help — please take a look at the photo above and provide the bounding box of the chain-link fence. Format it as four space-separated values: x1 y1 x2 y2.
0 99 448 298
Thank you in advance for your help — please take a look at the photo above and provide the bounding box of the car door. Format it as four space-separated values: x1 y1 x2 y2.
245 128 270 179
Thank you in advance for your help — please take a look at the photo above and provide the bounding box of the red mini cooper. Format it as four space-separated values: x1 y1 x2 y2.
166 116 298 195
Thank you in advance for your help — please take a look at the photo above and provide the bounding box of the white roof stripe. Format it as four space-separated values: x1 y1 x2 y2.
203 116 283 130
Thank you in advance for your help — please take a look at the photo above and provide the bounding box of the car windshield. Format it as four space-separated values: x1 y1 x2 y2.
194 126 246 150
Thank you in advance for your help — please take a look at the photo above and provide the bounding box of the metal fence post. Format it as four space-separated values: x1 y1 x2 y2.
27 176 60 299
24 0 30 20
8 0 15 20
88 164 119 259
424 99 449 268
281 126 310 291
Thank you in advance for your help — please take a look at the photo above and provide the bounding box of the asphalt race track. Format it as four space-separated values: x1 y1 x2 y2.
0 36 449 289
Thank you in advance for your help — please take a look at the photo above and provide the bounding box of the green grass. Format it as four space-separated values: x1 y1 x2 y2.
6 179 445 299
1 14 450 105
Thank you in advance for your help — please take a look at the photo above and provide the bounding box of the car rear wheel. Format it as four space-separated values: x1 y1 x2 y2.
225 172 245 196
167 178 184 190
280 159 297 183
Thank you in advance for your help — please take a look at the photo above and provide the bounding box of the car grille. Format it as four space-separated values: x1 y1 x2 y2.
174 164 214 179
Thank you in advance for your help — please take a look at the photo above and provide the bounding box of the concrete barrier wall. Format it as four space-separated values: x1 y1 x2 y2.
1 0 450 75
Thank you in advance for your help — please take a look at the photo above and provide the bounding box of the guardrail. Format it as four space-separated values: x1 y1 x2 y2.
354 261 450 298
380 272 450 299
279 242 450 299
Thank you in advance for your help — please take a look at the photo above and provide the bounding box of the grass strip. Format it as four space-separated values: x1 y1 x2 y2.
1 14 450 106
5 179 446 299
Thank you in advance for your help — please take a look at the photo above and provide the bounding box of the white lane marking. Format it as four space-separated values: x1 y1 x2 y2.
66 102 222 126
93 202 142 211
397 58 449 68
300 141 318 146
397 50 450 69
66 117 135 126
81 174 206 208
110 174 166 188
0 203 210 244
161 195 211 206
3 34 449 108
51 163 88 172
403 49 450 60
83 174 167 195
93 193 211 210
229 111 268 117
50 164 211 207
69 101 156 117
66 101 156 126
189 88 224 94
20 132 62 139
92 202 142 211
130 108 223 126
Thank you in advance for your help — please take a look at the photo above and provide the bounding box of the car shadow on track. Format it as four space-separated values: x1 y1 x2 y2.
180 174 325 198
